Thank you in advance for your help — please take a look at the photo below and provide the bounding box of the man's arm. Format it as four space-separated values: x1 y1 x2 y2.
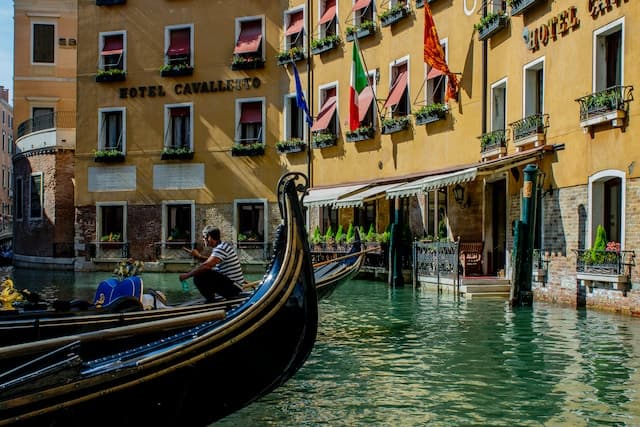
179 255 222 281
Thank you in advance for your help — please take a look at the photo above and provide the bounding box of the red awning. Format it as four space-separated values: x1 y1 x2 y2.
234 21 262 54
311 96 337 132
101 35 123 56
170 107 189 117
240 102 262 123
167 28 190 56
352 0 371 12
319 0 337 24
427 67 445 79
286 11 304 36
383 71 408 109
358 86 375 122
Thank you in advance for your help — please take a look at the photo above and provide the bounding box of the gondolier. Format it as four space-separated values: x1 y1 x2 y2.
180 226 245 301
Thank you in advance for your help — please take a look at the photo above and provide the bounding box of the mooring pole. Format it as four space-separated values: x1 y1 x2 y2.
510 164 539 307
388 198 404 287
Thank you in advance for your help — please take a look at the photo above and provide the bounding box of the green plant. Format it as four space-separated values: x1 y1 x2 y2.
324 226 335 243
379 3 407 20
365 224 376 242
232 142 264 152
335 224 344 243
346 20 375 35
378 230 391 243
275 138 306 151
479 130 505 148
312 132 336 145
345 125 374 138
583 225 608 264
311 34 341 49
474 12 506 31
113 259 144 281
414 103 447 117
94 148 123 158
97 68 125 77
160 63 193 72
162 146 193 156
311 226 323 245
100 232 122 242
345 223 355 244
382 115 410 128
232 54 262 65
277 46 303 61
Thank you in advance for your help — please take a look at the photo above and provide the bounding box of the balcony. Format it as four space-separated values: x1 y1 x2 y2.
380 4 411 28
509 113 548 150
575 85 633 130
479 129 507 159
15 111 76 156
475 12 508 41
574 249 635 291
509 0 543 16
345 21 376 42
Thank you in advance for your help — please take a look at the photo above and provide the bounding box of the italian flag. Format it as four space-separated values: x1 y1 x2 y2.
349 43 368 131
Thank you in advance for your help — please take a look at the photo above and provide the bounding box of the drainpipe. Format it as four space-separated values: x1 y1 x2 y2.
481 5 488 134
306 0 313 186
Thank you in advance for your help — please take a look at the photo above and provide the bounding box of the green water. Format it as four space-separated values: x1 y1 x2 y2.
8 268 640 426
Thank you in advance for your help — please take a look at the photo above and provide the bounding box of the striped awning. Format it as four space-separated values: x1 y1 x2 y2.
334 183 403 208
386 167 478 199
304 184 368 207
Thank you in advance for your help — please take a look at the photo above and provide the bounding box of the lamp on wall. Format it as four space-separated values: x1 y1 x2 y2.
453 184 465 206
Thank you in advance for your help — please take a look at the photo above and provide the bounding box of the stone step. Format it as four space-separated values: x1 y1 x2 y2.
461 284 511 293
465 291 510 299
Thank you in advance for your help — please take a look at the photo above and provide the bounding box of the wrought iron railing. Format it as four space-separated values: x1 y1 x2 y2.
17 111 76 139
509 113 548 142
575 85 633 122
479 129 507 155
574 249 635 276
413 240 460 282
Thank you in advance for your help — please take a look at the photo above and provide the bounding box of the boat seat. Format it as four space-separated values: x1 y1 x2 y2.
459 241 484 276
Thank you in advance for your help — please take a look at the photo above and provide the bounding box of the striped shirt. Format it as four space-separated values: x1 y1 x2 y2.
209 241 244 287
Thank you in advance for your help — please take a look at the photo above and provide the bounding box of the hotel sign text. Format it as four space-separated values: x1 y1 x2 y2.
119 77 261 99
523 6 579 52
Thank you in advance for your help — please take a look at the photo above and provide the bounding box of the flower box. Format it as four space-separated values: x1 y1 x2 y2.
381 116 410 135
345 126 375 142
476 13 508 41
231 143 265 157
160 150 194 160
231 57 265 70
380 6 411 28
509 0 541 16
311 133 337 149
345 22 376 42
413 104 448 125
95 70 126 82
94 151 125 163
276 140 307 154
576 86 631 129
414 112 446 125
311 36 341 55
160 65 194 77
276 49 305 66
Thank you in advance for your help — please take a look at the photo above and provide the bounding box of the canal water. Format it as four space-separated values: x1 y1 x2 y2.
6 268 640 426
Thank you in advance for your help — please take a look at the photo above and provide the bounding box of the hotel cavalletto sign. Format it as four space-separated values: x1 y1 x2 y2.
118 77 261 99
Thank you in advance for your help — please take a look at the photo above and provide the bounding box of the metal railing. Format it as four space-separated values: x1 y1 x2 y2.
575 85 633 122
509 113 549 142
574 249 635 276
413 240 460 283
17 111 76 139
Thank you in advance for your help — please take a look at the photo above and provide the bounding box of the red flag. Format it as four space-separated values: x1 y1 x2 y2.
423 3 458 101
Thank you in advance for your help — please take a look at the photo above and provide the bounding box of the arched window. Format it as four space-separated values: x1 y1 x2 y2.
588 170 625 248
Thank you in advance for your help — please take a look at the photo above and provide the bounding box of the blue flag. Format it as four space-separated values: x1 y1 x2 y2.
292 62 313 127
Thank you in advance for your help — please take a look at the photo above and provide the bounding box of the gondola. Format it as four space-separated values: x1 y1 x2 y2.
313 229 366 300
0 172 317 427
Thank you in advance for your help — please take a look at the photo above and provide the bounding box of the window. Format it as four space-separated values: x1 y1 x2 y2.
319 0 338 38
163 202 193 243
15 177 23 221
284 94 305 141
353 0 374 26
524 58 544 116
164 104 193 151
311 85 338 135
235 200 267 245
97 203 126 242
385 60 409 117
236 99 264 145
284 8 305 51
234 17 263 60
321 206 338 234
32 22 55 64
30 173 43 219
588 171 625 248
355 201 376 231
594 18 623 91
491 79 507 131
32 107 54 132
426 42 448 106
165 25 193 67
489 0 506 14
355 72 376 129
99 32 125 71
98 107 125 152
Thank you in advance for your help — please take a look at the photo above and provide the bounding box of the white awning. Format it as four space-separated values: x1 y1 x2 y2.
386 167 478 199
304 184 368 207
334 183 404 208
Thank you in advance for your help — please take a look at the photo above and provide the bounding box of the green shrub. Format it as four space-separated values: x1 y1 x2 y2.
311 226 323 245
365 224 376 242
324 226 335 243
345 223 355 243
335 224 344 243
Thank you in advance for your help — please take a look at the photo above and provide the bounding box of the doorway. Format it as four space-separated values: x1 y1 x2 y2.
486 178 506 276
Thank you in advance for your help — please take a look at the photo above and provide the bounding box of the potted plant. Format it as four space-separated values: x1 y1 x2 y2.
96 68 126 82
160 63 194 77
381 115 411 134
311 34 341 55
413 103 448 125
324 226 336 249
511 114 545 142
276 47 305 65
379 3 410 27
275 138 307 154
94 149 125 162
231 54 265 70
312 132 337 149
161 146 194 160
345 125 375 142
310 226 324 251
474 11 508 41
345 20 376 42
99 232 123 251
479 129 506 154
231 142 265 156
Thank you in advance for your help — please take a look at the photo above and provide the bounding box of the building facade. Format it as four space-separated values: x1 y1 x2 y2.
12 0 77 269
0 86 13 245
